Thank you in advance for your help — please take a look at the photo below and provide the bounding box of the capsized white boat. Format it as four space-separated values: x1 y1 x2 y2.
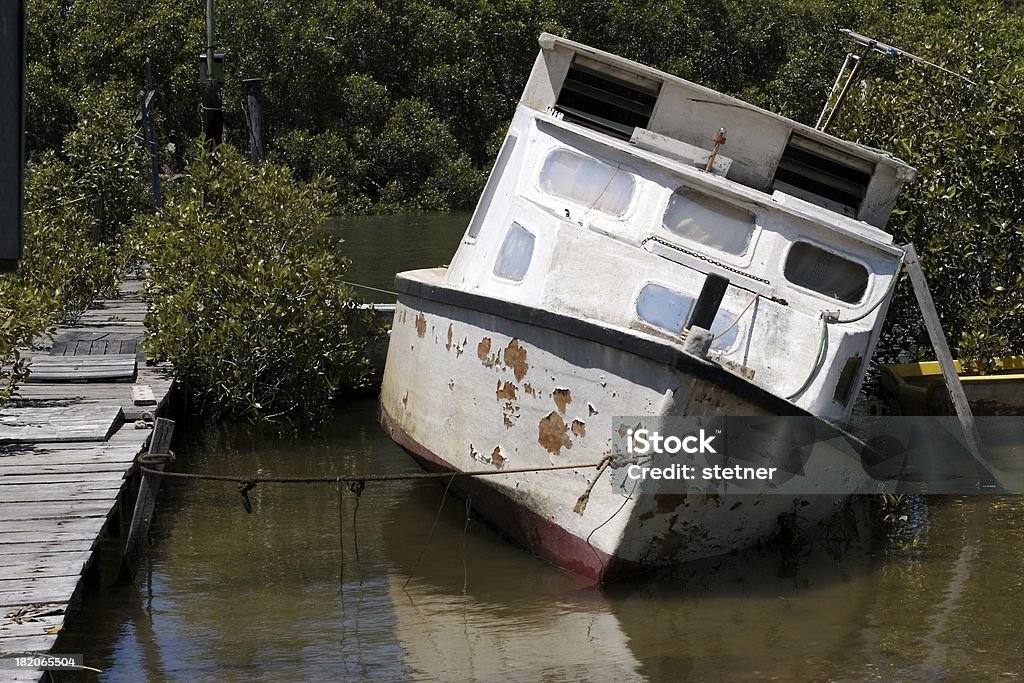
380 34 917 582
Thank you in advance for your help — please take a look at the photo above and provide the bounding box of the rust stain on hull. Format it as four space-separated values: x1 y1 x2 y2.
491 446 505 468
552 388 572 413
571 419 586 437
445 323 453 351
504 339 529 381
496 380 517 401
477 337 497 367
538 411 572 454
415 313 427 338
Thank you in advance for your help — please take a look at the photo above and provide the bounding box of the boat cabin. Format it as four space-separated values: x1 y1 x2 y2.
445 34 917 419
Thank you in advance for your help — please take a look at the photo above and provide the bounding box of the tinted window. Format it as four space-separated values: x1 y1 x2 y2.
635 283 740 348
784 242 869 303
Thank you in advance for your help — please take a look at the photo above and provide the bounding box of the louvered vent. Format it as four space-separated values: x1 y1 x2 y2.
555 56 660 140
771 134 875 216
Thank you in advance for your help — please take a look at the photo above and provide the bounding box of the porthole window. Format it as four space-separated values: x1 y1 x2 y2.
662 188 755 255
493 222 535 282
784 242 868 304
539 148 634 216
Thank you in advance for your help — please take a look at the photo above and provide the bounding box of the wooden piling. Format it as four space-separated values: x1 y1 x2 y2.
118 418 174 582
243 78 266 164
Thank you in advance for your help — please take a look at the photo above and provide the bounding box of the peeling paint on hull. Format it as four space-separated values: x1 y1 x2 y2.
380 285 858 581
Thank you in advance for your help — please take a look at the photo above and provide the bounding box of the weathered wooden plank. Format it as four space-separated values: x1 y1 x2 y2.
129 385 156 407
0 470 127 485
0 483 125 504
0 549 94 574
25 354 137 382
0 445 139 462
0 576 83 607
0 463 132 476
0 405 123 444
0 540 96 557
0 614 64 656
0 503 113 524
0 633 61 653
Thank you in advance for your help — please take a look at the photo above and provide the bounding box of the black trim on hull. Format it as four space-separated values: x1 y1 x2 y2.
394 271 811 419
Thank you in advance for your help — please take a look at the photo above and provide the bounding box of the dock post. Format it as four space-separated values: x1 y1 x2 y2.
119 417 175 582
242 78 266 164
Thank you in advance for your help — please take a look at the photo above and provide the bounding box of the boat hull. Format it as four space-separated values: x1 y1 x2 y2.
381 269 863 582
879 358 1024 416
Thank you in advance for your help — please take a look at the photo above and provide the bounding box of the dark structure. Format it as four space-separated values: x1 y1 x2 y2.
0 1 25 271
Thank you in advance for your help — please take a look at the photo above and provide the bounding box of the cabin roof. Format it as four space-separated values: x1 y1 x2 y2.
537 33 917 182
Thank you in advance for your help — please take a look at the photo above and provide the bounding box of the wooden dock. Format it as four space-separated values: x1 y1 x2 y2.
0 276 173 680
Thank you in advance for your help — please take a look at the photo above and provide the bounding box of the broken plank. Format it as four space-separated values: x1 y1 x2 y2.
0 405 123 444
129 385 156 406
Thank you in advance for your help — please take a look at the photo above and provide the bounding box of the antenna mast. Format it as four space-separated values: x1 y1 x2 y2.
816 28 978 133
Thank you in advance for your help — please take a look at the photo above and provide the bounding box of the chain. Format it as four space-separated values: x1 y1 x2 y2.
641 236 771 285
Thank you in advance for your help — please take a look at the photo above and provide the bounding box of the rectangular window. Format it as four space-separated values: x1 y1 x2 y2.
493 222 535 281
539 148 635 217
784 242 869 304
467 134 517 239
662 188 756 255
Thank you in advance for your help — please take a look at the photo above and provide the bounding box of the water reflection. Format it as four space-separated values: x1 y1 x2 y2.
326 212 470 302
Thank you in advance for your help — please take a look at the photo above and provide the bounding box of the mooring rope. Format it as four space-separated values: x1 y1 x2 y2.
137 454 606 489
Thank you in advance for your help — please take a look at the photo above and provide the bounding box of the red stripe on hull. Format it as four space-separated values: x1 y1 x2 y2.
380 406 649 584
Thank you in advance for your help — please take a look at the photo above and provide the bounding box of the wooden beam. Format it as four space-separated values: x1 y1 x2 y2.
903 243 1003 490
119 418 174 581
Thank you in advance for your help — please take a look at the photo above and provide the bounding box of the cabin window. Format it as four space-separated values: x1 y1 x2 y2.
493 222 535 281
555 56 660 140
662 189 755 255
467 134 517 239
784 242 869 304
539 148 634 216
635 283 741 348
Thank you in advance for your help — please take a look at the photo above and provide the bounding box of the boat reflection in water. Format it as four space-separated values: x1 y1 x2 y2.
381 486 1024 680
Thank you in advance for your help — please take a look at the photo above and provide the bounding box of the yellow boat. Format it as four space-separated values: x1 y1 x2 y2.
879 356 1024 415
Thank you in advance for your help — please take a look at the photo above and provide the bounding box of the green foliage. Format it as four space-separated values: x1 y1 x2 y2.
20 0 1024 381
144 146 376 426
836 0 1024 365
0 83 146 405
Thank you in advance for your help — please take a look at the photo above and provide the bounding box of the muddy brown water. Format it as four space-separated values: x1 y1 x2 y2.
54 213 1024 680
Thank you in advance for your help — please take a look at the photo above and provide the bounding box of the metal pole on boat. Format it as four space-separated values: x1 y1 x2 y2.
817 29 978 133
683 273 729 358
902 243 1004 492
820 42 874 133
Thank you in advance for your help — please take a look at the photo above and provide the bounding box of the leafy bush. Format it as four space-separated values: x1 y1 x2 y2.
1 83 146 405
144 145 377 426
836 0 1024 366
